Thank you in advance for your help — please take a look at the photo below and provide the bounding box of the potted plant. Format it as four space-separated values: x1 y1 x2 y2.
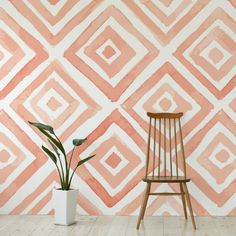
28 121 95 225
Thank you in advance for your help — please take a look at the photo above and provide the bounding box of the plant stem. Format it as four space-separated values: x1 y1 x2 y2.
68 164 79 189
53 133 68 187
68 146 75 174
65 146 76 189
48 139 66 188
55 163 64 189
57 153 65 185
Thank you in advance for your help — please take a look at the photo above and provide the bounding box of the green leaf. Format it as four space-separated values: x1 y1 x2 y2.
29 121 54 134
42 145 57 164
38 128 65 156
48 139 59 155
76 154 95 167
29 121 66 156
73 138 87 146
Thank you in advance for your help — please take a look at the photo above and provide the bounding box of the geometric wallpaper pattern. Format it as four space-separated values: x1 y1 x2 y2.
0 0 235 216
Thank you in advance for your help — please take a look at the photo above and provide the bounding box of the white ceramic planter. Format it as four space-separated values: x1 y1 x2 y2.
52 189 78 225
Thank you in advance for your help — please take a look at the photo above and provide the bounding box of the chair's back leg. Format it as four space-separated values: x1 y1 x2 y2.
180 183 187 219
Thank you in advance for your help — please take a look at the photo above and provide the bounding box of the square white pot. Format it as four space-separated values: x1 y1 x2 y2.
52 188 78 225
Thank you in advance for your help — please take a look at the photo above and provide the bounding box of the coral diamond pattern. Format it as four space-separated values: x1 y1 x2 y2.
123 63 213 137
123 0 208 45
0 9 48 99
64 5 159 101
11 61 101 142
88 135 141 190
69 110 146 208
174 8 236 99
0 111 48 210
0 0 235 216
186 112 236 214
0 29 24 85
84 25 136 78
10 0 102 45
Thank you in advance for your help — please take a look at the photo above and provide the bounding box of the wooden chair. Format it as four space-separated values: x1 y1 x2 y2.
136 112 196 230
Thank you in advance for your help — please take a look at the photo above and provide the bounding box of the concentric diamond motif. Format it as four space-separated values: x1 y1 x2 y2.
123 63 212 137
88 135 139 189
65 6 159 101
197 132 236 184
188 28 235 83
70 110 146 207
83 25 135 78
142 85 189 113
174 8 236 99
200 41 231 71
0 9 47 98
101 148 128 176
186 112 236 211
28 77 77 127
209 145 235 170
11 61 101 142
153 94 177 112
37 88 68 120
123 0 207 45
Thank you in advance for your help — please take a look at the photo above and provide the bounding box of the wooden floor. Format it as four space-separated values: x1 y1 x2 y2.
0 215 235 236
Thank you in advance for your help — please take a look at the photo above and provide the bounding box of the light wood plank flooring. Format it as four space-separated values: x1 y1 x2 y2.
0 215 235 236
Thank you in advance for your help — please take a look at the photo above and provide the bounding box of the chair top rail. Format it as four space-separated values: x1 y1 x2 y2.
147 112 183 119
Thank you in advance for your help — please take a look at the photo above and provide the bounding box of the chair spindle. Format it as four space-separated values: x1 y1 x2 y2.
169 118 172 177
174 118 178 177
152 118 157 177
146 117 152 178
178 118 186 177
158 118 161 177
164 118 166 177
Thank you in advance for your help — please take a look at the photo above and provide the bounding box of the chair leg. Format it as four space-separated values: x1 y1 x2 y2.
141 184 150 221
136 182 151 230
183 182 196 230
180 183 187 220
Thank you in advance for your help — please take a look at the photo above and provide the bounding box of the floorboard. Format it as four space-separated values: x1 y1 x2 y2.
0 215 235 236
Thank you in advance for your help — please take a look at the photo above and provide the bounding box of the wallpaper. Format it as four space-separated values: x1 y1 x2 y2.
0 0 235 216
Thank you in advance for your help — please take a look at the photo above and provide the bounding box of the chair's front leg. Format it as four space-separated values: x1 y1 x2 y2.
136 182 151 229
183 182 196 229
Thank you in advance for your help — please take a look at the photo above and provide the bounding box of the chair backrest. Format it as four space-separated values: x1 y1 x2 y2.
145 112 187 178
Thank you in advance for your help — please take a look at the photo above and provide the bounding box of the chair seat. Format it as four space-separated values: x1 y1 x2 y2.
143 176 191 183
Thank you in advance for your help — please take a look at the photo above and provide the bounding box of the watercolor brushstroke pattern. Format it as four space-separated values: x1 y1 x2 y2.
0 0 235 216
